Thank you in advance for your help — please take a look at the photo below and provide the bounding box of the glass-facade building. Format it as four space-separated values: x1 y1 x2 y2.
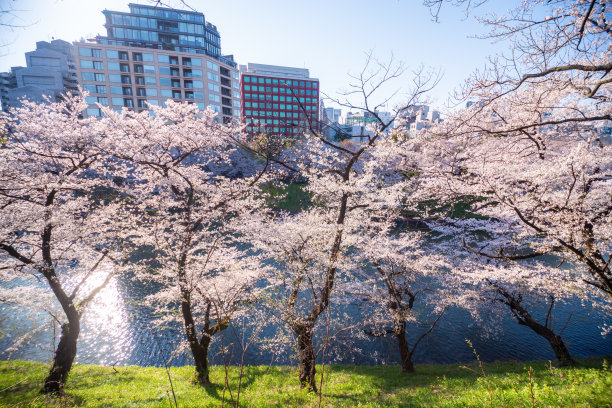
239 63 320 138
76 3 240 122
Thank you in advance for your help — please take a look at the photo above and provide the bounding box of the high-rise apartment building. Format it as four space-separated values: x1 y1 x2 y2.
0 40 77 112
239 63 319 137
76 3 240 122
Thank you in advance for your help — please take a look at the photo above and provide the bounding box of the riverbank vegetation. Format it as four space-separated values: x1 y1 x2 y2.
1 358 611 407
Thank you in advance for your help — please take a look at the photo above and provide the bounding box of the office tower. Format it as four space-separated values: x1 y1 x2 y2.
76 3 240 122
0 40 77 112
239 63 320 138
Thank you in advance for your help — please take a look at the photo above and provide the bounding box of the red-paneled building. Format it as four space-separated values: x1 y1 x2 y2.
239 63 319 138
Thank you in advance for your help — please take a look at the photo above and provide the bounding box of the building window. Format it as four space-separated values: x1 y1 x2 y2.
122 87 132 96
120 63 130 73
134 65 144 74
119 51 129 60
146 88 157 96
79 47 102 57
207 72 219 82
158 54 170 64
124 98 134 107
121 75 131 84
172 90 182 99
107 62 120 71
137 88 146 97
133 53 143 62
83 84 107 94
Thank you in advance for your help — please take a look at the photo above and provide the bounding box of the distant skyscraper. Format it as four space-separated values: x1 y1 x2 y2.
239 63 320 138
0 40 77 112
76 3 240 122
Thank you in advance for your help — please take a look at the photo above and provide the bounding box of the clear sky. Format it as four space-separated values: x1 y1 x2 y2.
0 0 506 111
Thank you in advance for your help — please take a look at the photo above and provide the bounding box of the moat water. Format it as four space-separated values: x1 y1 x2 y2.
1 275 611 367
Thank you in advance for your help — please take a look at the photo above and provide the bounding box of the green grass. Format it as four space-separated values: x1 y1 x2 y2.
1 358 611 407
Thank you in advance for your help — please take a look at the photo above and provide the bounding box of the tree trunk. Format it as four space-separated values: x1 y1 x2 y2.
43 320 80 394
518 314 575 366
541 330 574 367
296 326 317 392
503 294 576 367
396 326 415 373
181 300 212 385
196 335 211 385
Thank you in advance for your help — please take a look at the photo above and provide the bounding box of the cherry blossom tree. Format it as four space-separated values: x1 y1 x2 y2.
411 0 611 324
0 94 128 393
351 233 450 373
241 59 440 391
98 101 267 385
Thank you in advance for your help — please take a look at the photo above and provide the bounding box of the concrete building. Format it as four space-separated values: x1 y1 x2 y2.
76 3 240 122
239 63 319 138
395 105 441 135
320 104 342 140
0 39 77 112
0 70 19 112
323 107 341 124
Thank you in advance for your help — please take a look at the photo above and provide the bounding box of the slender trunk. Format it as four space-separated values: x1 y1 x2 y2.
502 293 576 367
43 319 80 393
181 300 212 385
194 336 211 385
523 321 575 367
296 326 317 392
396 325 414 373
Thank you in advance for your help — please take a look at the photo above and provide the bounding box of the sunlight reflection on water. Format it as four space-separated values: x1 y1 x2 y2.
76 277 134 366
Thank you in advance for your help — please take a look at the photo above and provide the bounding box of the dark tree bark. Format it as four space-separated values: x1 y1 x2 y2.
295 324 317 392
43 319 80 393
396 325 415 373
492 283 575 366
40 193 83 394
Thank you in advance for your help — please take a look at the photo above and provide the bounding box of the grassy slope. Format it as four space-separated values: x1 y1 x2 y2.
1 359 611 407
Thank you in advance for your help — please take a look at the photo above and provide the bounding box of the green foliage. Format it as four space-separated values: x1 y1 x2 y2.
1 358 610 407
403 195 490 221
261 182 312 213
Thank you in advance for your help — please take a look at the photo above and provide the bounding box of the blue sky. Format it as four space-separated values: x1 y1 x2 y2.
0 0 506 110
